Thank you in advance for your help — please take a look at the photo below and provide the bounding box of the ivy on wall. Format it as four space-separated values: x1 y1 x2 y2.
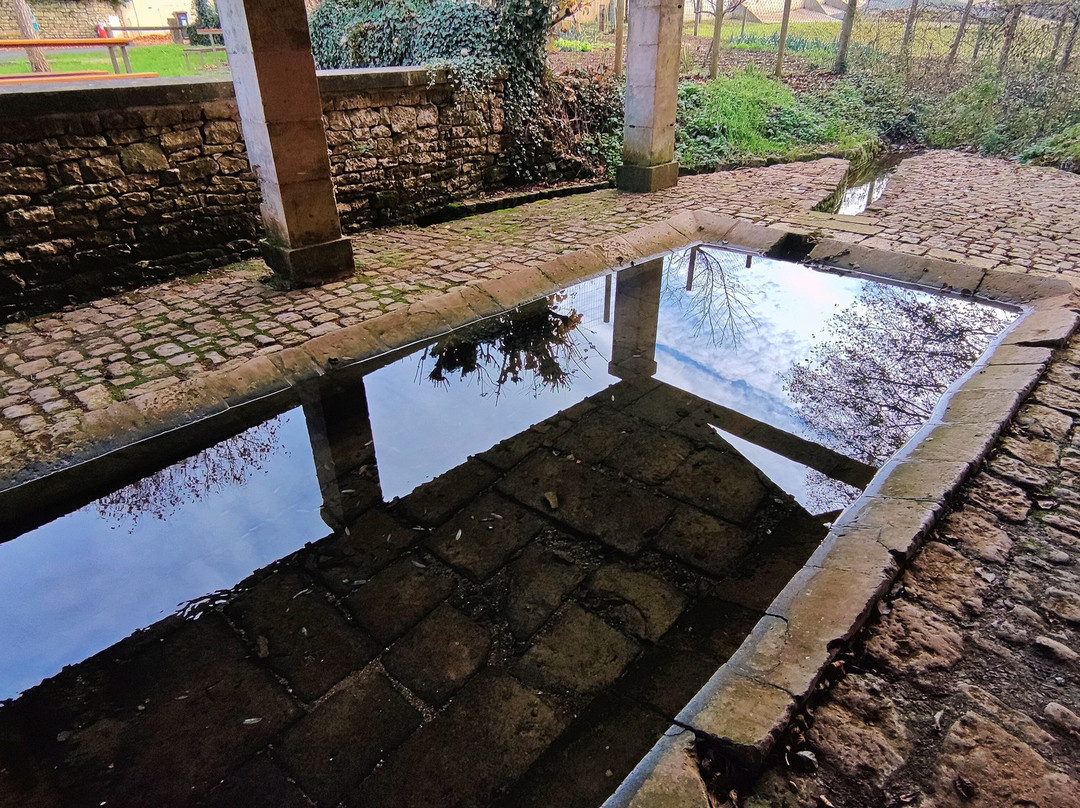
309 0 614 184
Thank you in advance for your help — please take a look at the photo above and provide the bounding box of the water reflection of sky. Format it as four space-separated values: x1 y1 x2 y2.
0 246 1009 700
0 411 325 700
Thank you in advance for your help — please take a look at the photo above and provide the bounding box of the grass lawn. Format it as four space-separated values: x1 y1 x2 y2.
0 44 227 78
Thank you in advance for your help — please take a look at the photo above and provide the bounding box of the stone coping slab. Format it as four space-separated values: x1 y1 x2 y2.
1 211 1078 806
0 66 453 115
599 222 1080 807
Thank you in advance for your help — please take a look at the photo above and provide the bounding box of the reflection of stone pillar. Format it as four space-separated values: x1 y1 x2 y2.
617 0 683 192
609 258 662 379
302 376 382 529
218 0 353 286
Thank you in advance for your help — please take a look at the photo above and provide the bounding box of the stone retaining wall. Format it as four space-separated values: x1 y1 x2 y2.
0 0 116 38
0 69 505 320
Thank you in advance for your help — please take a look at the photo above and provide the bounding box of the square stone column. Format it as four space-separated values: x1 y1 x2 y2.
617 0 684 193
218 0 353 286
609 258 663 379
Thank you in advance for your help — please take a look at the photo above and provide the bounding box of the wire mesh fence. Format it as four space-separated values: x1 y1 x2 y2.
566 0 1079 77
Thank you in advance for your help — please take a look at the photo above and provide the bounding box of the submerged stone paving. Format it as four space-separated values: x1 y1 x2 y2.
2 149 1080 806
0 371 829 808
744 354 1080 808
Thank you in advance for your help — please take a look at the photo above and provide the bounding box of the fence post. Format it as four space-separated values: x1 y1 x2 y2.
775 0 793 77
947 0 975 66
834 0 858 73
998 3 1021 71
900 0 920 61
615 0 625 77
709 0 726 78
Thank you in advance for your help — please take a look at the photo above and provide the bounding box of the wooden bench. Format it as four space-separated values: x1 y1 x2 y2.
0 37 137 74
183 28 227 71
0 71 158 84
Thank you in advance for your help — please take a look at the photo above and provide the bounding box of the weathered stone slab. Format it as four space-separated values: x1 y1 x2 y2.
674 663 797 767
1003 307 1078 347
831 495 942 561
278 672 421 805
654 505 754 578
901 421 1000 465
660 448 767 525
383 603 490 705
865 458 971 502
729 564 893 700
351 670 565 807
515 604 640 696
345 554 454 644
600 727 712 808
425 492 546 581
497 452 677 555
224 571 378 702
586 564 688 642
934 387 1026 426
505 543 588 640
509 694 673 808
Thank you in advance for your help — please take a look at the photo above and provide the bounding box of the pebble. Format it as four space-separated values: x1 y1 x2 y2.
1034 635 1079 663
1044 702 1080 734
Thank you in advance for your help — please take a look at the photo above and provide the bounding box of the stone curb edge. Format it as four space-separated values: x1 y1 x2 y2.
599 227 1080 807
1 211 1078 804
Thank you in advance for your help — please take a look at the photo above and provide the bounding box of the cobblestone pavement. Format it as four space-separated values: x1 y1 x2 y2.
745 351 1080 808
2 150 1080 806
0 158 847 473
5 152 1080 476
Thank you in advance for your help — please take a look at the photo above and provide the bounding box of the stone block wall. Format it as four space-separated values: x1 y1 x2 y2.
0 0 116 38
0 70 505 320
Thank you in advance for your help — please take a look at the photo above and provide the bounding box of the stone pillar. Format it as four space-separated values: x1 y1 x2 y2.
609 258 663 379
617 0 683 193
302 374 383 529
218 0 353 286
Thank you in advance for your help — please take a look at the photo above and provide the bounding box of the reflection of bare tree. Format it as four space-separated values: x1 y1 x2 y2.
783 283 1012 465
665 246 758 347
417 295 589 398
96 418 284 529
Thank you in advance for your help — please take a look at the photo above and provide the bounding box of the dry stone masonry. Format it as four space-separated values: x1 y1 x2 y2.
0 0 115 38
0 70 505 319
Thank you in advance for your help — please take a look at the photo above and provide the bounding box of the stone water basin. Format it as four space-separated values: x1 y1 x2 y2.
0 244 1017 808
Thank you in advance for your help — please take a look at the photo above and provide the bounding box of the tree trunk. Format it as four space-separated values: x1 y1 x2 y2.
946 0 975 66
998 4 1021 72
834 0 858 73
614 0 625 78
1062 11 1080 73
693 0 701 37
900 0 920 61
709 0 726 78
13 0 51 73
775 0 793 77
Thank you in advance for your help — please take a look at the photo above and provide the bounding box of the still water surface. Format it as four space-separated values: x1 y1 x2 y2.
0 246 1014 700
